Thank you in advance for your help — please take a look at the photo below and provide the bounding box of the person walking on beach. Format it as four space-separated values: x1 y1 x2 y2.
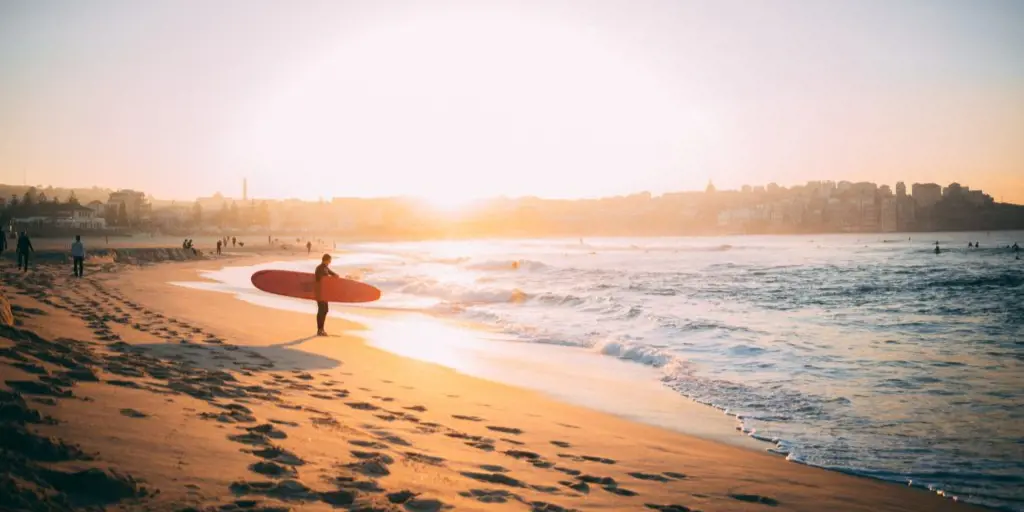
216 240 222 254
16 232 33 271
314 253 339 336
71 235 85 277
306 241 312 254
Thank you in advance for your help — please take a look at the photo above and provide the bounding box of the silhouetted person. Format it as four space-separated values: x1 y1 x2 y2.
934 245 941 255
306 241 312 254
216 240 222 254
16 232 33 271
967 242 973 249
1013 243 1020 253
71 235 85 277
232 237 236 247
0 231 6 255
314 253 339 336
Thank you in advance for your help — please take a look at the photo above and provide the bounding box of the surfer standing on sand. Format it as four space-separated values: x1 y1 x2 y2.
314 254 339 336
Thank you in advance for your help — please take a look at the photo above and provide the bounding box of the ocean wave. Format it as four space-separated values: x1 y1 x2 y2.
465 259 550 272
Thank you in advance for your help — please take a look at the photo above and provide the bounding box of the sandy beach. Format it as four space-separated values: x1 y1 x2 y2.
0 248 985 511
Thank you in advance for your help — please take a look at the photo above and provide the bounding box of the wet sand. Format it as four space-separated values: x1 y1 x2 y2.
0 250 984 511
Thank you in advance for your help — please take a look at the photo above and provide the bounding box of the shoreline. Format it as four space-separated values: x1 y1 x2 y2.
0 250 989 511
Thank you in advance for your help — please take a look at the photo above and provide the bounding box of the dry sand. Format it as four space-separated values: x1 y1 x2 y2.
0 249 985 511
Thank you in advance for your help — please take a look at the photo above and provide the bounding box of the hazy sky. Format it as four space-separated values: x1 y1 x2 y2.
2 0 1023 205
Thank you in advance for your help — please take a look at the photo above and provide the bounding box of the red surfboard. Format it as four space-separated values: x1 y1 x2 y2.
250 270 382 303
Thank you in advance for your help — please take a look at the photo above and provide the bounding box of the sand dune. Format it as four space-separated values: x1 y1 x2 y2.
0 251 983 511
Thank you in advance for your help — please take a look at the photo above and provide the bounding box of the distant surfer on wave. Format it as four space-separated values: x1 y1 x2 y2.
314 253 339 336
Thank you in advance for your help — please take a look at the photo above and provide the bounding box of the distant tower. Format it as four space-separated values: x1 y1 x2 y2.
242 178 248 201
705 180 716 193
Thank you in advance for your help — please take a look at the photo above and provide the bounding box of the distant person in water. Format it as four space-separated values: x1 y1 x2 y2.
314 253 339 336
71 235 85 277
306 241 312 254
16 232 33 271
934 245 941 255
1013 242 1020 253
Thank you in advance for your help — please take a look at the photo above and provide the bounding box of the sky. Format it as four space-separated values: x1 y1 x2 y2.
1 0 1023 205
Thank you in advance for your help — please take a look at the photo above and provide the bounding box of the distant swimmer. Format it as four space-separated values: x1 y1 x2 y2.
934 245 941 255
1013 242 1020 253
968 242 973 249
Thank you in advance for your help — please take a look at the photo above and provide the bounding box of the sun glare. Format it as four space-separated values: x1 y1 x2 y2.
421 192 481 213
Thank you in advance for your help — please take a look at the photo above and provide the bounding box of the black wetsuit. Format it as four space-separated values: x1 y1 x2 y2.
315 262 339 332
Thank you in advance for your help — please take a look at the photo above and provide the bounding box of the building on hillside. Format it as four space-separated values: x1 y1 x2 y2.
151 205 193 229
965 190 992 206
911 183 942 209
87 200 106 217
107 189 151 221
12 203 105 230
880 197 898 232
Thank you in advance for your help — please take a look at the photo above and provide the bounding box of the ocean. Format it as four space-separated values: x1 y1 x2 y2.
177 232 1024 511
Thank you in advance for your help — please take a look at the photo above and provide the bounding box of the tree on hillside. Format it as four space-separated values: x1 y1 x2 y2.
117 202 128 227
37 191 48 204
67 191 79 205
104 205 118 226
22 187 38 207
51 195 60 204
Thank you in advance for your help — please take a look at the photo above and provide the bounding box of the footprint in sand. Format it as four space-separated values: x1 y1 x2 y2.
460 472 525 488
343 454 394 477
629 472 671 483
403 451 446 466
249 461 297 478
486 425 523 435
459 489 518 504
349 439 390 450
345 401 380 411
119 408 147 418
550 440 572 448
404 498 448 512
246 423 287 439
503 450 541 461
729 494 780 507
561 480 590 494
248 445 306 466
